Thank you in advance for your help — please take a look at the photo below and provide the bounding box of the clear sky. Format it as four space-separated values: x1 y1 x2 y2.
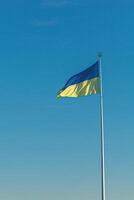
0 0 134 200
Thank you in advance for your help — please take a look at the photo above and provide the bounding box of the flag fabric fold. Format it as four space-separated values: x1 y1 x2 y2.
57 61 100 98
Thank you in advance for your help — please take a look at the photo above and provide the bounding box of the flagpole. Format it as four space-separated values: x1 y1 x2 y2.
98 53 106 200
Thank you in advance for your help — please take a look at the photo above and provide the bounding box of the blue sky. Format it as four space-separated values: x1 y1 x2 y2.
0 0 134 199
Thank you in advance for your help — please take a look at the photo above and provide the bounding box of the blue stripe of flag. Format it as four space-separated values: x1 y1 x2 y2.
62 61 99 90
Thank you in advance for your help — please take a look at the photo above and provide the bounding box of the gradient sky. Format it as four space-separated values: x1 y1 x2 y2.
0 0 134 200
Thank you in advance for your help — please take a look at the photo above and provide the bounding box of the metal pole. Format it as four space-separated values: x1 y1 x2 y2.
98 53 106 200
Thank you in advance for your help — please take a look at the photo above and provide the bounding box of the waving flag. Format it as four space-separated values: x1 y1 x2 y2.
57 61 100 98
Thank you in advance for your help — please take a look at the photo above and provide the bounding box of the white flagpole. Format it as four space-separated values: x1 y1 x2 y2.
98 53 106 200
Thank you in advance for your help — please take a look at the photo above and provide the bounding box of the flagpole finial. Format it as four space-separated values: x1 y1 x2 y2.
97 52 102 59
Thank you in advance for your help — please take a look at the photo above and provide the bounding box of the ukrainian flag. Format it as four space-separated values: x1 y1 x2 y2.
57 61 100 98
